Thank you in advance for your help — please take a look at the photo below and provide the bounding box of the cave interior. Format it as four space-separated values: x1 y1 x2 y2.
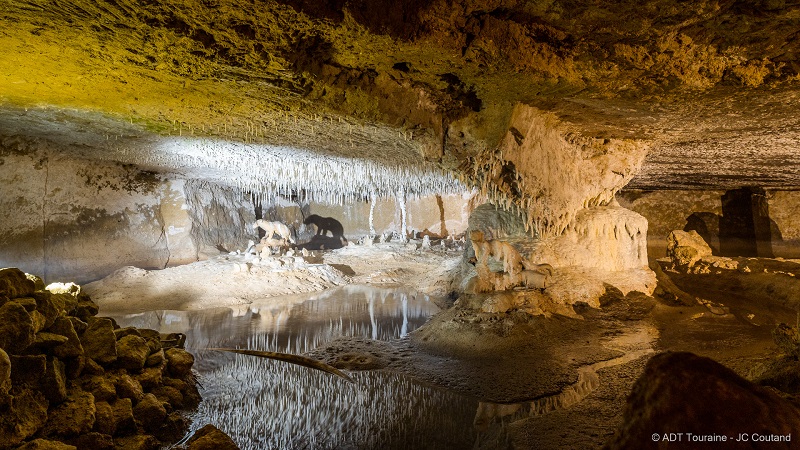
2 1 800 449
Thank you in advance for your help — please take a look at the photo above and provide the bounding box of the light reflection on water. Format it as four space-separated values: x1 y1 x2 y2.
110 285 482 449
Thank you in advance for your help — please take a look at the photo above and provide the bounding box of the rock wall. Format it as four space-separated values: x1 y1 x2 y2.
266 192 475 241
183 180 256 257
0 137 253 284
464 104 648 238
0 268 200 449
619 188 800 260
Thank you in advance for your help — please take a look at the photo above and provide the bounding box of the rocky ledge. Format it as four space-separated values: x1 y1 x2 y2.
0 267 212 450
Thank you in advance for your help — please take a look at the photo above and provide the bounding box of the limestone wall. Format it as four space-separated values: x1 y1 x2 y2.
280 192 475 240
619 188 800 260
0 138 202 284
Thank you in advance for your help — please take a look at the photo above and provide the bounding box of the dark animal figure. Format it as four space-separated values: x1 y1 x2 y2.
304 214 345 239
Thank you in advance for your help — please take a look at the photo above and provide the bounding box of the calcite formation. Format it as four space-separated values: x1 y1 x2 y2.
0 268 201 449
464 202 655 311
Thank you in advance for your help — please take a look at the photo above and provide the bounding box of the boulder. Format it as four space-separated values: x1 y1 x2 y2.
116 335 150 371
773 323 800 359
14 439 77 450
68 317 87 335
73 298 99 322
113 327 141 340
52 293 78 316
82 358 105 376
145 349 165 367
151 385 182 409
77 375 116 402
153 412 189 443
182 424 239 450
50 317 84 360
135 366 164 391
25 273 46 292
110 398 137 436
10 354 46 387
14 297 37 312
137 329 162 355
666 230 713 268
165 348 194 378
109 372 143 403
43 357 68 404
80 318 117 366
0 348 10 397
0 268 35 299
606 352 800 449
29 332 70 352
92 400 115 435
40 387 96 438
30 310 47 333
112 434 160 450
0 387 49 447
70 432 114 450
0 301 35 353
33 292 62 329
63 356 85 381
754 356 800 395
132 393 167 432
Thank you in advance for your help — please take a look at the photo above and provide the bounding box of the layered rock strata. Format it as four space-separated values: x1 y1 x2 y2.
0 268 202 450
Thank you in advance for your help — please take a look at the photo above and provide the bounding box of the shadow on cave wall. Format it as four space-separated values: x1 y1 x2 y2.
684 187 783 258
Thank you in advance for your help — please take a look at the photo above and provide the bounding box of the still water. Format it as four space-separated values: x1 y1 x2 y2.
111 285 484 449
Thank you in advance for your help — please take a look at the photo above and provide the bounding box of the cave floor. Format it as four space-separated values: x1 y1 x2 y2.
88 244 790 449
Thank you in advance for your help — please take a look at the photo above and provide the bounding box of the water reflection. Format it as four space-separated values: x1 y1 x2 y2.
110 285 483 450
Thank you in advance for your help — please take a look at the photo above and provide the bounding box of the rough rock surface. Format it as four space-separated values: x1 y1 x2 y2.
606 352 800 449
80 318 117 366
0 268 35 299
0 301 36 354
666 230 713 268
0 270 202 450
463 203 655 309
178 424 240 450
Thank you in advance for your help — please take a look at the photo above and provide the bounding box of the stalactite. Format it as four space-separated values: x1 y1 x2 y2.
398 186 407 241
369 191 377 237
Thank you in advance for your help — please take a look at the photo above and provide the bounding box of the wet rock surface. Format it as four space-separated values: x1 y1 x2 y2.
175 424 240 450
0 269 204 450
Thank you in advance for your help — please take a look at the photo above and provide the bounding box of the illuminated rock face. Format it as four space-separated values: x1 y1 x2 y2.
466 203 655 308
0 139 178 283
465 105 649 237
529 206 650 273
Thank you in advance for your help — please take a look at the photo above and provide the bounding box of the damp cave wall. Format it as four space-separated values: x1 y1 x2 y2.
0 138 257 284
0 137 475 284
618 188 800 261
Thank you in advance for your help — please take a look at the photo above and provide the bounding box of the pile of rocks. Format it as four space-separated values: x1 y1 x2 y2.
0 268 202 450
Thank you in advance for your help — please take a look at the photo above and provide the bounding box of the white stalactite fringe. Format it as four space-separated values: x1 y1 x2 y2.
80 136 467 207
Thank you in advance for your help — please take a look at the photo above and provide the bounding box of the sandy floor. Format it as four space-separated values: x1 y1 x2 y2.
85 242 464 313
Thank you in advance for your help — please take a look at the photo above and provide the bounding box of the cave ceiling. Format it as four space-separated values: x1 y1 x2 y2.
1 0 800 191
